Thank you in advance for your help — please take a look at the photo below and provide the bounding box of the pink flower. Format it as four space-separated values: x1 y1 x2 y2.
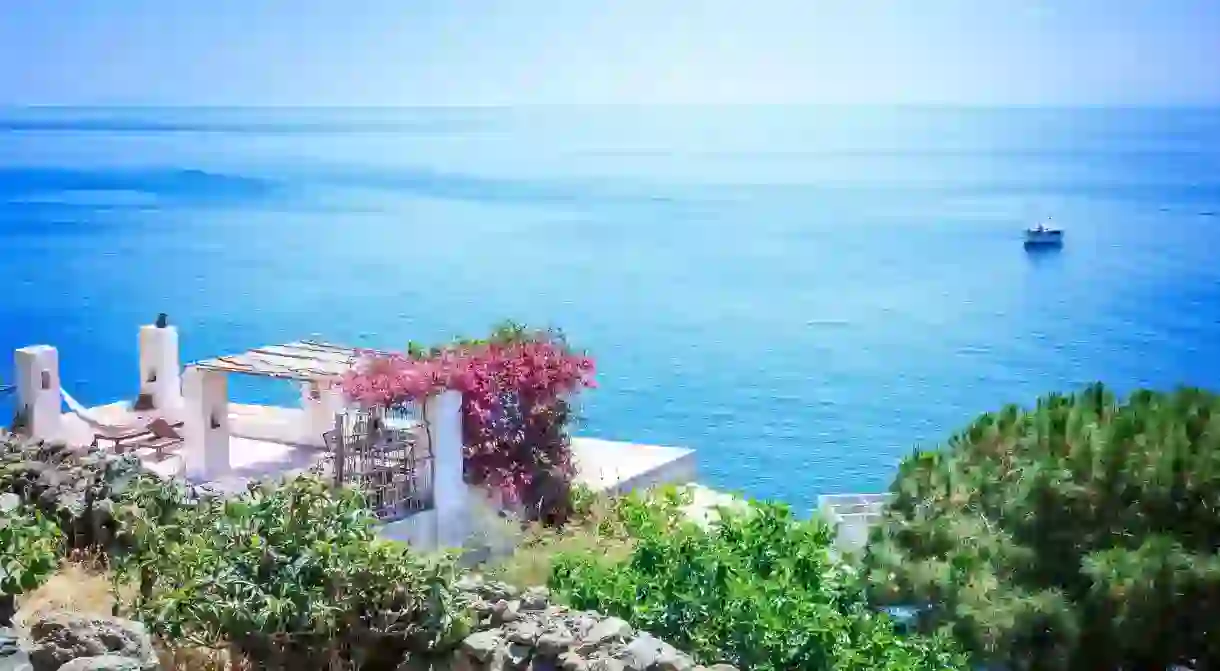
338 328 595 509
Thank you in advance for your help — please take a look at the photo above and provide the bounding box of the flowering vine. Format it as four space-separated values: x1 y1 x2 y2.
340 323 596 522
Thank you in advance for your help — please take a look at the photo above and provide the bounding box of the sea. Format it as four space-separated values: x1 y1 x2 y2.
1 106 1218 512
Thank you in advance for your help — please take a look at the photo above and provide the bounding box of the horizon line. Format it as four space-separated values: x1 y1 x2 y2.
2 102 1219 111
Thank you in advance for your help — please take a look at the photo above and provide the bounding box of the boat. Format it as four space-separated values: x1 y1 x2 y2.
1024 220 1064 248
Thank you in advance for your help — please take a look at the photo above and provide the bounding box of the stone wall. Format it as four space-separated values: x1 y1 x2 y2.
4 579 737 671
0 430 144 549
0 431 145 551
441 576 738 671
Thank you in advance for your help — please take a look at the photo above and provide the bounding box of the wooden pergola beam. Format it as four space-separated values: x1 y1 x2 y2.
188 340 370 382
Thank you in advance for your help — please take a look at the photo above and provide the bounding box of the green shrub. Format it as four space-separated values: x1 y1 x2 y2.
865 384 1220 670
0 494 62 623
0 496 62 595
111 474 467 669
549 488 967 671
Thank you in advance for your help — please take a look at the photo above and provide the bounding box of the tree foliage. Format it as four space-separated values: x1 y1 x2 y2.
549 488 968 671
864 383 1220 670
110 474 466 669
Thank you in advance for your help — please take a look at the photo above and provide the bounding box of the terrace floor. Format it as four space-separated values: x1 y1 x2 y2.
57 402 697 495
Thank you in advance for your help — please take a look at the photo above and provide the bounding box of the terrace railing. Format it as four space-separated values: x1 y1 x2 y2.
818 493 891 555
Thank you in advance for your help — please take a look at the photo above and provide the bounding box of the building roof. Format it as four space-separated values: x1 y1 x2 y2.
189 340 381 382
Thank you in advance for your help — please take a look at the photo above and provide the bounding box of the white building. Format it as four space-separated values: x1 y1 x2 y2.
10 321 697 552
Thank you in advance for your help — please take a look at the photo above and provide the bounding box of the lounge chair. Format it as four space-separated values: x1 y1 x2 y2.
122 418 185 460
89 418 184 453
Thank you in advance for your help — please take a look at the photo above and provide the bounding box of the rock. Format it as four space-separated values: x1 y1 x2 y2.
654 650 696 671
576 618 632 655
497 583 521 600
460 631 501 664
26 612 157 671
705 666 739 671
57 657 145 671
535 629 576 657
506 622 541 646
492 600 521 624
588 660 624 671
481 581 519 602
620 633 663 671
36 469 66 489
7 461 47 477
557 652 588 671
521 587 550 611
570 615 597 639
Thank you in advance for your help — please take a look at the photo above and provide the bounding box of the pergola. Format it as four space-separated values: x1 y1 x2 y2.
190 339 379 382
188 339 451 523
180 339 384 481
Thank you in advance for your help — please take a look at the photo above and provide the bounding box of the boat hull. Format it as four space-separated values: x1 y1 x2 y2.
1024 230 1064 247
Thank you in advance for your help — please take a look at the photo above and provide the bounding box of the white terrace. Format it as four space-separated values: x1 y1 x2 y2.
8 321 696 551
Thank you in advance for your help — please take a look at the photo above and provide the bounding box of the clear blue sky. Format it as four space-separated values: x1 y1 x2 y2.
3 0 1218 106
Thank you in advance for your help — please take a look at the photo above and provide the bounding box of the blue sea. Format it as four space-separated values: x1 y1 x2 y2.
2 106 1219 511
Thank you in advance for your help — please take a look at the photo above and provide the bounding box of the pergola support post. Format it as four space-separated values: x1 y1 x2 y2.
182 365 231 480
425 390 468 549
300 380 345 446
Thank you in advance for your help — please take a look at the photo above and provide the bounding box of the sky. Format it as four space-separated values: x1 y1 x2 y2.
2 0 1219 106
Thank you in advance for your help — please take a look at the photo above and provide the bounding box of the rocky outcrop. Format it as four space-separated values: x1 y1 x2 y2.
0 431 144 549
25 612 158 671
447 576 736 671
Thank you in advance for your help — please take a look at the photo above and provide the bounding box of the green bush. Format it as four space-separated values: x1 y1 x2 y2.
0 497 62 596
549 488 967 671
0 494 62 623
111 474 467 669
865 384 1220 670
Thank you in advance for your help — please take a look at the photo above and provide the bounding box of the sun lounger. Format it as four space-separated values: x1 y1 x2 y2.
124 418 185 460
91 417 185 455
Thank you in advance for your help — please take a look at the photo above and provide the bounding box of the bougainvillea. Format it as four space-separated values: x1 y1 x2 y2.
341 322 596 522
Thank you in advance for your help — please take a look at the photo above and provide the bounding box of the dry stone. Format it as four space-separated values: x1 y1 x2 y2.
575 618 631 656
521 587 549 611
450 578 726 671
25 612 158 671
0 431 144 550
620 633 663 671
654 649 695 671
460 631 501 664
535 628 575 658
